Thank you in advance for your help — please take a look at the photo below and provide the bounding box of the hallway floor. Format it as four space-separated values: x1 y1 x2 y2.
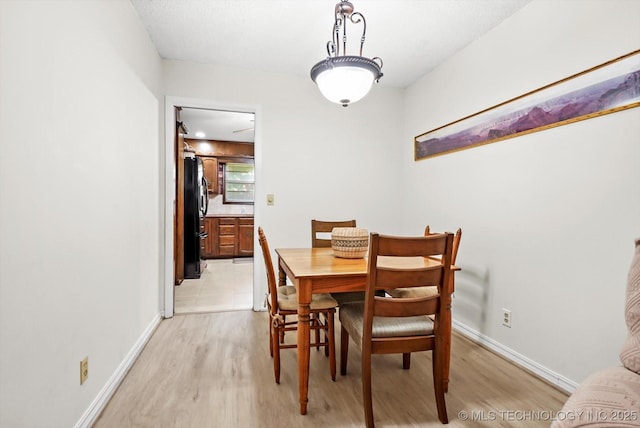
174 258 253 314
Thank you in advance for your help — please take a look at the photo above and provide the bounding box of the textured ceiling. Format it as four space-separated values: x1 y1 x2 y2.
131 0 531 89
131 0 531 141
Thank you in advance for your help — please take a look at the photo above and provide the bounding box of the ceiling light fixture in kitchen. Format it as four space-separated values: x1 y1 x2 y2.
310 0 383 107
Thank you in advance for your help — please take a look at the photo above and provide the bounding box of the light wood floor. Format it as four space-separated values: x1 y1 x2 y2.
94 310 568 427
174 258 253 314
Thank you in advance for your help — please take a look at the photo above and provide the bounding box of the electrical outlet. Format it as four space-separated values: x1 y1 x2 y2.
502 309 512 328
80 357 89 385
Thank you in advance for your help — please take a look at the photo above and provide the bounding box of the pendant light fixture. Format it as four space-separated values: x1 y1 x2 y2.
310 1 383 107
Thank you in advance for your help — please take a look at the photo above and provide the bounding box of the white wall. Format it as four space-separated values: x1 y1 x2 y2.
2 1 636 425
0 1 162 427
402 0 640 388
163 61 405 309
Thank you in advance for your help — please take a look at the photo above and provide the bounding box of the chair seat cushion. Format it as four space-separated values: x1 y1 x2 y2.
339 302 434 347
388 286 438 299
551 366 640 427
271 286 338 311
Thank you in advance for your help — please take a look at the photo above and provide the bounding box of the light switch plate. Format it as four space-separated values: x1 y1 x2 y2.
80 357 89 384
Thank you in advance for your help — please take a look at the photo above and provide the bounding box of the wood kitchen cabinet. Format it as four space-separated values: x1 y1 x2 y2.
201 157 218 194
217 217 237 257
237 218 254 256
202 216 254 258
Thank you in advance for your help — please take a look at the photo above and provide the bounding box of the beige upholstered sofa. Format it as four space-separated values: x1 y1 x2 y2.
551 238 640 427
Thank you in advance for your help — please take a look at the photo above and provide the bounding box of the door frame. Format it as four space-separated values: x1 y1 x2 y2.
163 96 261 318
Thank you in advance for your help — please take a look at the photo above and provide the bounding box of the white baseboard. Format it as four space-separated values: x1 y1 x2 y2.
453 320 577 394
74 313 162 428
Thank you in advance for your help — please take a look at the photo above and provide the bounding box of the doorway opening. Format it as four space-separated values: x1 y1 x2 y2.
164 98 259 318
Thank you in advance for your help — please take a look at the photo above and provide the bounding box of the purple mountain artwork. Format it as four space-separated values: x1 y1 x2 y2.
416 68 640 160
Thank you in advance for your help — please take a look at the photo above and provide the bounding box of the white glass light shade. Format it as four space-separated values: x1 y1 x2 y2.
315 66 375 106
310 56 383 107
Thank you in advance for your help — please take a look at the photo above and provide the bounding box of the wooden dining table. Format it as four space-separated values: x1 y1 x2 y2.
275 247 460 415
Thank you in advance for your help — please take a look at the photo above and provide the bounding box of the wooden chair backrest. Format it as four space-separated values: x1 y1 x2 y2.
257 227 278 315
425 226 462 265
363 232 454 342
311 219 357 248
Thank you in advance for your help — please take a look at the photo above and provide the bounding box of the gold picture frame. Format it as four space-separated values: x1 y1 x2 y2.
415 50 640 160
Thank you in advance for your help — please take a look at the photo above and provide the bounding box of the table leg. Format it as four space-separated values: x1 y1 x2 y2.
296 278 312 415
443 310 451 393
443 273 455 393
277 257 287 286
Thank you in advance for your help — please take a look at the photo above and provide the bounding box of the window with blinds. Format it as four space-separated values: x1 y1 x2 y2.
223 162 254 204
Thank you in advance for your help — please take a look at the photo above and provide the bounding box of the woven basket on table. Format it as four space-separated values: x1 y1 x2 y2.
331 227 369 258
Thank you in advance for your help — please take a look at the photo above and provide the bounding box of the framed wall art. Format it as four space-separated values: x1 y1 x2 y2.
415 50 640 160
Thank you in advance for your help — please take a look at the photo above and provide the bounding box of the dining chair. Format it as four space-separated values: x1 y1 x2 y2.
388 226 462 299
257 226 338 383
387 226 461 386
339 232 454 426
311 219 370 305
311 219 357 248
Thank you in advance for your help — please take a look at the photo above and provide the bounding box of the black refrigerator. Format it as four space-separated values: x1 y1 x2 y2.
184 156 208 279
